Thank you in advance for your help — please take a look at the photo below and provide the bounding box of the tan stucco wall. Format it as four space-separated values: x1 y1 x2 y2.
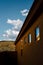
16 13 43 65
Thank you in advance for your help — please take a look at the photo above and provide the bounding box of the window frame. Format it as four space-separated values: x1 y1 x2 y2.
28 33 32 44
35 26 40 42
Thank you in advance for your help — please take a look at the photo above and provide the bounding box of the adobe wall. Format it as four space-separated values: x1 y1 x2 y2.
16 13 43 65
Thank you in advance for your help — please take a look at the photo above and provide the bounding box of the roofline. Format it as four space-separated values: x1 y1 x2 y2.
15 0 43 44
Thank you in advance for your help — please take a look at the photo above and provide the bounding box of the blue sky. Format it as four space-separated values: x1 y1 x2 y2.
0 0 34 41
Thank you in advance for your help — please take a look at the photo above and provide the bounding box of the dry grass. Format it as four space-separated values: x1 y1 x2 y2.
0 41 16 52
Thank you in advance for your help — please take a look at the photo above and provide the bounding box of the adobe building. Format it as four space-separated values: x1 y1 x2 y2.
15 0 43 65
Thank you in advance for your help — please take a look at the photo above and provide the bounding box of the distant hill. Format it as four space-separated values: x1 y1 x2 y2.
0 41 16 52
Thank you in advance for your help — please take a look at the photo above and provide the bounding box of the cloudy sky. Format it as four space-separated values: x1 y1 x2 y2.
0 0 34 41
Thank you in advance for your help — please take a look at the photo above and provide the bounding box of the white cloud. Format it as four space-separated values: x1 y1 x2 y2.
5 29 11 35
2 29 19 41
3 34 8 37
7 19 23 30
2 19 23 41
0 40 2 41
12 30 19 35
21 9 29 16
7 19 23 26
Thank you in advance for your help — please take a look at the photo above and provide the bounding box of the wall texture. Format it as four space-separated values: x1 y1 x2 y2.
16 13 43 65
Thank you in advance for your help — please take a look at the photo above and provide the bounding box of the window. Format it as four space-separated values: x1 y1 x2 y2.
35 27 40 41
28 34 31 43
